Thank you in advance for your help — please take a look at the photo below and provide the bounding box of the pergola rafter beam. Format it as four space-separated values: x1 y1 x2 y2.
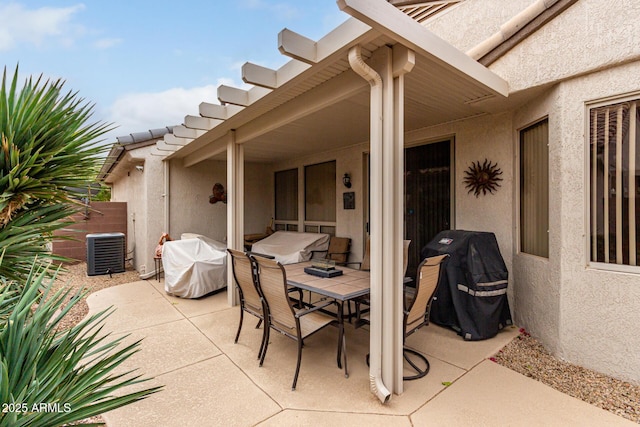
166 18 376 163
163 134 192 146
217 85 272 107
172 125 205 139
242 62 278 89
156 140 178 152
199 102 244 120
184 115 223 130
278 28 318 64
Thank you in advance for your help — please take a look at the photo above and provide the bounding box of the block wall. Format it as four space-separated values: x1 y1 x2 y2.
52 202 127 262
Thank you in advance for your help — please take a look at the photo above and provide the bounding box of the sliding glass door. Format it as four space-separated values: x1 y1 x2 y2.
404 140 453 278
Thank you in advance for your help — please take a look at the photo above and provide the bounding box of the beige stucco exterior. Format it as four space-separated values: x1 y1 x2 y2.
109 144 164 276
103 0 640 386
487 0 639 384
109 151 272 277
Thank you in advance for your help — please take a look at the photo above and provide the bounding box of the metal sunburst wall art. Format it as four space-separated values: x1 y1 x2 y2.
463 159 503 197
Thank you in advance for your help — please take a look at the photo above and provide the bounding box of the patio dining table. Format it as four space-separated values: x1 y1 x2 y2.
283 261 370 377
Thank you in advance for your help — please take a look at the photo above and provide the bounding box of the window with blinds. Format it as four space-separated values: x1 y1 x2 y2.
590 99 640 266
520 119 549 258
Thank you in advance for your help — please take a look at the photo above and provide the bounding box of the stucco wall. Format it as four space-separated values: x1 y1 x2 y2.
169 159 273 243
472 0 640 384
169 159 228 242
512 88 562 354
425 0 536 53
110 144 164 275
490 0 640 92
553 63 640 383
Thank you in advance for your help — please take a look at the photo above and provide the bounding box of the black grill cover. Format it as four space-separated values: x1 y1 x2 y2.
421 230 512 340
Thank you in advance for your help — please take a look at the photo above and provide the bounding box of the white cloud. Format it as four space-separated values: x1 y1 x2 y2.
107 85 218 138
93 37 123 49
0 3 85 51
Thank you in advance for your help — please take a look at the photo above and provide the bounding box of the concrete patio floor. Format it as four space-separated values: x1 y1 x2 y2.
87 279 636 427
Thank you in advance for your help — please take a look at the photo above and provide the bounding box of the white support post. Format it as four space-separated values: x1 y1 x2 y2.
227 130 244 306
349 43 414 402
373 46 396 396
391 44 414 394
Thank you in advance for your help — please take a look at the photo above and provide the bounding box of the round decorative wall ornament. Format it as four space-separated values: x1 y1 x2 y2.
463 159 503 197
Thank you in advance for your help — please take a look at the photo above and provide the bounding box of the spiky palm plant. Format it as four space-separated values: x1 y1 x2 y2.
0 258 162 426
0 65 111 282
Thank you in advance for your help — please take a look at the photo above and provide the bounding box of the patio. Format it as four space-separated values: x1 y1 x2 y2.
89 279 636 427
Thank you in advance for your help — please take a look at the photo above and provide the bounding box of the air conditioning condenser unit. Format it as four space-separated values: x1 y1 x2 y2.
86 232 125 276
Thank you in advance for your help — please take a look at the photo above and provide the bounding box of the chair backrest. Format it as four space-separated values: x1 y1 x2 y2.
252 255 297 331
405 254 448 336
227 249 261 312
327 236 350 264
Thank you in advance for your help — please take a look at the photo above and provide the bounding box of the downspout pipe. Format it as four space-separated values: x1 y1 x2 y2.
466 0 560 60
348 45 391 404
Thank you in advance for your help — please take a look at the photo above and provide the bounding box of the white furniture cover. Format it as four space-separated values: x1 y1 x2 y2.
250 231 330 264
162 235 227 298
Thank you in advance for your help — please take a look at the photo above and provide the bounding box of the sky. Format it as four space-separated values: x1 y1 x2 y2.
0 0 349 144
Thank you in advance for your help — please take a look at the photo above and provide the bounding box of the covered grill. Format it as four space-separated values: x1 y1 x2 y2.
421 230 512 340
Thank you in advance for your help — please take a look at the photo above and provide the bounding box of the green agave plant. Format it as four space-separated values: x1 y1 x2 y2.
0 65 112 282
0 258 162 427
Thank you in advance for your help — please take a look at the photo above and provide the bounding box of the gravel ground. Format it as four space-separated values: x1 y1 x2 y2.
492 329 640 424
52 263 640 425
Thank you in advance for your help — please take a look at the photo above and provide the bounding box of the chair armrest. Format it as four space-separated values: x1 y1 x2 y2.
247 251 275 259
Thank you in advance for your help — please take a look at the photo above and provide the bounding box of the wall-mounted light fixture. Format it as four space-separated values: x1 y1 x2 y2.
342 173 352 188
135 165 144 172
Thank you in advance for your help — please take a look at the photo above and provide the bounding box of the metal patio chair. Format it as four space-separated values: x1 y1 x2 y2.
252 254 346 390
227 249 268 361
359 253 448 380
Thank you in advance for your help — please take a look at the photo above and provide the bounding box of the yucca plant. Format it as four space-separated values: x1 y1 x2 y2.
0 65 161 426
0 65 111 282
0 258 162 426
